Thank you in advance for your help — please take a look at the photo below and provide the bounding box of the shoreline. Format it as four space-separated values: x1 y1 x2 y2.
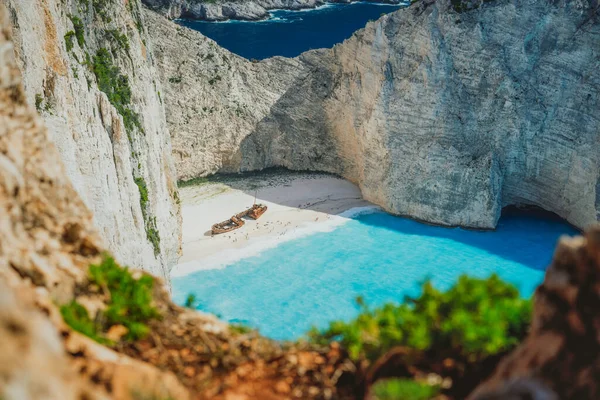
172 172 373 277
165 0 408 23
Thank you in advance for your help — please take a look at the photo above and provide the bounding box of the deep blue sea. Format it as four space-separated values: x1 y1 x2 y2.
178 2 404 60
173 209 578 340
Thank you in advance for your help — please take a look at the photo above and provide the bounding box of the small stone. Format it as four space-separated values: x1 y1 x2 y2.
275 381 291 394
184 366 195 377
105 325 128 342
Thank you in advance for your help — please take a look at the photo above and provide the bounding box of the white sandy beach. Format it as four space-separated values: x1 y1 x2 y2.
172 172 375 277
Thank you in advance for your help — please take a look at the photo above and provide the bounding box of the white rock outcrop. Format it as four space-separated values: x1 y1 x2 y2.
150 0 600 230
4 0 181 281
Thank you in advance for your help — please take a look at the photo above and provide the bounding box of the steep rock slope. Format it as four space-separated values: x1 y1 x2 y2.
470 226 600 399
0 8 189 397
143 0 403 22
145 9 307 179
154 0 600 230
4 0 181 280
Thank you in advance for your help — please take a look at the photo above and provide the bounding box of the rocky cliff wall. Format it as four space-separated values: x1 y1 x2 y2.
4 0 181 280
154 0 600 230
145 9 307 178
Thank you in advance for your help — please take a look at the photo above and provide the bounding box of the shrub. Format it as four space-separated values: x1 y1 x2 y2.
60 301 108 344
64 31 76 52
371 379 440 400
134 177 161 256
60 256 160 344
35 93 44 111
184 294 197 309
105 29 130 52
92 0 111 22
308 274 532 362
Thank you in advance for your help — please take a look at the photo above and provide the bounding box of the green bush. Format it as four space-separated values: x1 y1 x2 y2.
184 293 197 309
60 301 109 344
60 256 160 344
92 0 111 22
35 93 44 111
308 274 532 362
372 379 440 400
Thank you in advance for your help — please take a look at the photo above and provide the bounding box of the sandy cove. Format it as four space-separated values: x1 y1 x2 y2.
171 172 374 276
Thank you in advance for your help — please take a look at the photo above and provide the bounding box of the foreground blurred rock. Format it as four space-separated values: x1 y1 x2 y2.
469 226 600 400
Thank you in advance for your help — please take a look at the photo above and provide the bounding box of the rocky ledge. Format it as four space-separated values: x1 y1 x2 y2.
142 0 407 21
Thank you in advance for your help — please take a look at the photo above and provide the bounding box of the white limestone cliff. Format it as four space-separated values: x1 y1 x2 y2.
149 0 600 230
4 0 181 281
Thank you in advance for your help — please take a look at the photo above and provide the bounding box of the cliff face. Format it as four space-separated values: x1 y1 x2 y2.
145 9 307 179
4 0 181 280
156 0 600 230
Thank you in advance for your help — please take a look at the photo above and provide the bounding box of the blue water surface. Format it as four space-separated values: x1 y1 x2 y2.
173 209 578 340
178 2 404 60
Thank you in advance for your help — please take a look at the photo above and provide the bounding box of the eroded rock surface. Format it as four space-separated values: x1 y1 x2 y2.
153 0 600 230
145 9 308 178
5 0 181 281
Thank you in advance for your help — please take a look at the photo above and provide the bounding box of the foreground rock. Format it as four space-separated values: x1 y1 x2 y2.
4 0 181 281
153 0 600 230
470 226 600 399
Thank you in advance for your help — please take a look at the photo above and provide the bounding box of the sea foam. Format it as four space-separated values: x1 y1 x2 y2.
171 206 379 277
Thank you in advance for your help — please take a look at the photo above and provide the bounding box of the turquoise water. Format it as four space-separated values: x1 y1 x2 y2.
173 209 578 340
178 2 404 60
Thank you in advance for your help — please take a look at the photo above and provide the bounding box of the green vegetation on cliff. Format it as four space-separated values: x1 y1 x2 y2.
92 48 142 138
68 15 85 48
60 256 160 344
308 274 531 362
135 177 161 256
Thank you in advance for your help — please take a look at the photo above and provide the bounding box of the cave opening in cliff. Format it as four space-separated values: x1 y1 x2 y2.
500 205 580 232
